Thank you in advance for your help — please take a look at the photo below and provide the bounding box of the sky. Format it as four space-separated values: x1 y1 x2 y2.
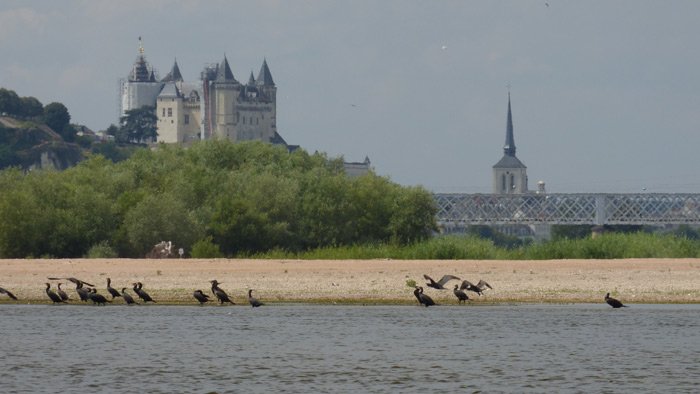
1 0 699 194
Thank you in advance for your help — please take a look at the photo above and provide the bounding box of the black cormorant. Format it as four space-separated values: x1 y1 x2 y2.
415 286 435 307
121 288 138 305
75 282 90 302
0 287 17 300
460 279 492 296
106 278 121 299
423 274 461 290
56 283 69 301
45 283 65 304
605 292 627 308
88 288 110 306
133 282 156 303
453 284 469 304
193 289 210 305
210 280 235 305
248 289 263 307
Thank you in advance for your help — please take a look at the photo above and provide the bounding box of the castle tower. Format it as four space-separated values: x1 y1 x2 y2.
212 55 240 140
492 93 528 194
119 37 163 121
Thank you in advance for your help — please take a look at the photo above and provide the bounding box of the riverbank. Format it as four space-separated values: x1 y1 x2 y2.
1 258 699 304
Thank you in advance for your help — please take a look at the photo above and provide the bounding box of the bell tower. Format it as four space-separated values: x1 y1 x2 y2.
492 93 528 194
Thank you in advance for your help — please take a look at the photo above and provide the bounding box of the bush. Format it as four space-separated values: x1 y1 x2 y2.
190 237 224 258
85 241 118 258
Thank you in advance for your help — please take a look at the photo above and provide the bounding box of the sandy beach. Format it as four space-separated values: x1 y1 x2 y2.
1 258 699 304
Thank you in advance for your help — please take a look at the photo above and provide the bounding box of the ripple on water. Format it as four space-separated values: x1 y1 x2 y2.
0 304 699 392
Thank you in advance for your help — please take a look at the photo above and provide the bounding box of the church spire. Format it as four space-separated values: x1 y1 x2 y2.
503 92 516 157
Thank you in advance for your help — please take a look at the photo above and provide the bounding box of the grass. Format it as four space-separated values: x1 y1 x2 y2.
252 232 700 261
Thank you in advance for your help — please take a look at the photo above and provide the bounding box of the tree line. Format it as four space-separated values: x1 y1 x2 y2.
0 140 437 258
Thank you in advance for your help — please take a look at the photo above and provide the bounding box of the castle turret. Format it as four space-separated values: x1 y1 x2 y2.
119 37 164 120
492 93 528 194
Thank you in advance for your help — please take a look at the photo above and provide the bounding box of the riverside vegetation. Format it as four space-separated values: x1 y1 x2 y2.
3 137 700 260
0 140 437 258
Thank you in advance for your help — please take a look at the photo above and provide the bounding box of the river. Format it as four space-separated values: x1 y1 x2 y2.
1 303 699 393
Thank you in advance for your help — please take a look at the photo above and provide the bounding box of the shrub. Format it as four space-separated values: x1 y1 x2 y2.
190 237 224 258
85 241 118 258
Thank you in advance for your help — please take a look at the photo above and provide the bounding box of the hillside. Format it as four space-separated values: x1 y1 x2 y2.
0 116 83 170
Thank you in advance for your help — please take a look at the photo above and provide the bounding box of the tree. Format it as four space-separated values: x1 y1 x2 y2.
118 106 157 144
43 102 73 141
0 88 21 115
19 96 43 118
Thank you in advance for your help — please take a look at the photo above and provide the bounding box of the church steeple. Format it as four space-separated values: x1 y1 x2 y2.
503 92 516 157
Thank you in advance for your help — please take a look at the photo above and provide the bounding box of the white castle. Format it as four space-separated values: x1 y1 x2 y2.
119 38 288 146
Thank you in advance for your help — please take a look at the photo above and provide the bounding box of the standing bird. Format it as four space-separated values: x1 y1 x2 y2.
415 286 435 307
75 282 90 302
45 283 65 304
605 293 627 308
193 290 210 306
210 280 235 305
413 286 423 305
423 274 461 290
47 277 94 287
132 282 156 303
56 283 70 302
453 284 469 304
106 278 121 299
460 279 493 296
248 289 263 307
88 288 110 306
0 287 18 300
121 288 138 305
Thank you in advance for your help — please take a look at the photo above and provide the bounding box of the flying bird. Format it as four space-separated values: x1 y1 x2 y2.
605 292 627 308
47 277 94 287
460 279 492 296
423 274 461 290
0 287 17 300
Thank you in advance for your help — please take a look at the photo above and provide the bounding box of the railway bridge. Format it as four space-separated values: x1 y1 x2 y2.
433 193 700 238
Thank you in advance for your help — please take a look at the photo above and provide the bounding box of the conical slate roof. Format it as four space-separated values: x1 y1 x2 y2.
256 59 275 86
162 59 183 82
217 55 236 82
248 71 256 85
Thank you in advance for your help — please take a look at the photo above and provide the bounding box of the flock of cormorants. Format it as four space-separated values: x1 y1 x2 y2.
0 277 264 307
0 275 627 308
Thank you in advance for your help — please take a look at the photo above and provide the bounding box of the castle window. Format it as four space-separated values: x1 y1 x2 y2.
162 108 166 117
184 115 189 125
168 108 172 117
510 174 515 191
243 116 246 125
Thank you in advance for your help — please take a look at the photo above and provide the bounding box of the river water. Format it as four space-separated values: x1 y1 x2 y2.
1 303 699 393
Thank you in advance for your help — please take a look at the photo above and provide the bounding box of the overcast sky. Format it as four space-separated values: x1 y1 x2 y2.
1 1 699 193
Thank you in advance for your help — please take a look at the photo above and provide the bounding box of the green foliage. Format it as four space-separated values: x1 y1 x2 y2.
190 236 224 258
43 102 72 141
118 106 157 143
0 88 21 115
0 140 437 258
85 241 118 258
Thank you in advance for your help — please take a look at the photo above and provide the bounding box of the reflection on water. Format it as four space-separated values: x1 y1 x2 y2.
1 304 699 393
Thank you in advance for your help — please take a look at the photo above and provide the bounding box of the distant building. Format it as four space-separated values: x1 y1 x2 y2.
118 38 283 147
492 93 529 194
118 38 370 174
344 156 372 177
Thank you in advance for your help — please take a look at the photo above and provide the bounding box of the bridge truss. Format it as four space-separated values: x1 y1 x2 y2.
433 193 700 227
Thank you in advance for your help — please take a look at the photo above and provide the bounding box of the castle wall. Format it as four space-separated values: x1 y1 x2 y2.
120 81 163 118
